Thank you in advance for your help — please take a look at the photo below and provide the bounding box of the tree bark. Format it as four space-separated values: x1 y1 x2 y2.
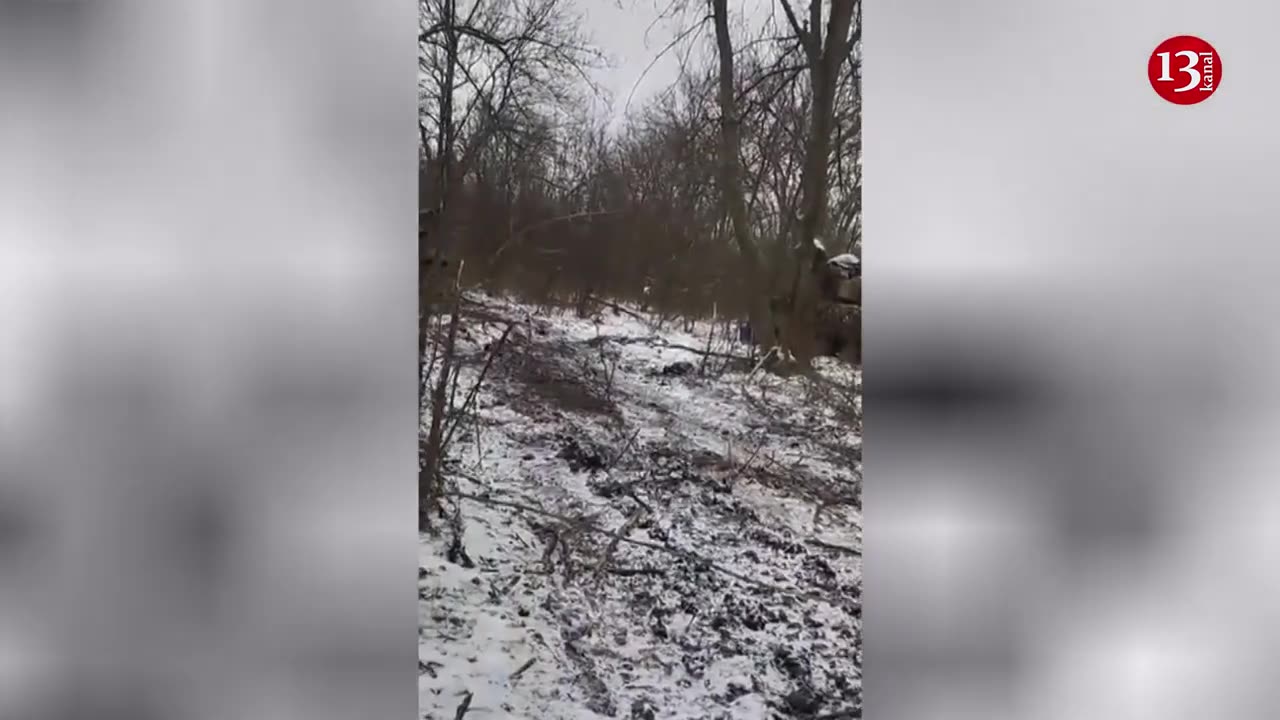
711 0 777 352
797 0 855 255
421 0 459 530
783 0 858 363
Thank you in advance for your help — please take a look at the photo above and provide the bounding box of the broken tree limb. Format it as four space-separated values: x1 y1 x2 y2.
650 336 752 363
453 690 473 720
593 510 646 582
607 566 667 577
806 537 862 558
446 490 826 598
509 657 537 681
586 295 649 323
441 322 514 451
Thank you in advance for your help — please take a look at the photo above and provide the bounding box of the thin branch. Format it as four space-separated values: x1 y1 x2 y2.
777 0 816 59
447 490 842 598
623 14 712 119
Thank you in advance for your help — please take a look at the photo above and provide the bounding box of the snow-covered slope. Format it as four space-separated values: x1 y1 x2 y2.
420 294 862 720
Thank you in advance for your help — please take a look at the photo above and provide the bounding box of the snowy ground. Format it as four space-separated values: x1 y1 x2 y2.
420 294 862 720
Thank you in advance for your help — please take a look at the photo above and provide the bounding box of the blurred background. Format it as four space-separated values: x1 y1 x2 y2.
0 0 416 718
866 2 1280 718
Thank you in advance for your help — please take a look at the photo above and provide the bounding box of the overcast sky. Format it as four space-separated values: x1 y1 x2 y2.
577 0 774 128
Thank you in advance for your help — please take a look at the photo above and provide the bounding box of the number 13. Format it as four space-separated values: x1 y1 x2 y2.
1155 51 1202 92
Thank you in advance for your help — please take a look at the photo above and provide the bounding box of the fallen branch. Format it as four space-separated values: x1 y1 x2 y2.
812 709 860 720
441 322 515 450
605 427 643 474
607 566 667 577
588 295 649 323
593 510 646 581
509 657 537 681
446 490 813 597
625 486 654 515
726 433 768 488
812 493 861 529
807 537 862 558
746 345 780 381
652 337 752 363
453 690 473 720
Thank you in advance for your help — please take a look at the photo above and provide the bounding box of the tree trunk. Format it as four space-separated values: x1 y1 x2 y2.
711 0 777 353
421 0 459 531
783 0 858 363
797 0 855 252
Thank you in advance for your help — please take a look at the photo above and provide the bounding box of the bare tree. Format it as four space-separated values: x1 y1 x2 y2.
711 0 777 352
418 0 862 370
777 0 859 309
418 0 605 530
707 0 861 364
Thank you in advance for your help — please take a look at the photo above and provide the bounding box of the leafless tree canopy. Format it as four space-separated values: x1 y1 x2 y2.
418 14 864 714
418 0 861 341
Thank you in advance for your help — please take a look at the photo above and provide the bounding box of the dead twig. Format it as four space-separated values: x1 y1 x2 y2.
812 710 860 720
588 294 649 323
608 566 667 577
605 427 643 475
750 345 779 373
652 336 752 363
453 690 473 720
806 537 862 558
441 322 515 450
593 510 646 581
625 486 654 515
446 490 824 598
509 657 537 681
421 261 466 530
698 308 718 376
812 493 861 528
726 433 768 488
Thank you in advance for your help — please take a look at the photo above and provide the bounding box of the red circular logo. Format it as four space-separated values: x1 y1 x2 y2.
1149 36 1221 105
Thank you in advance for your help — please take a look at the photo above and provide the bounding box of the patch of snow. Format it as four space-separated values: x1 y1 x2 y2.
827 253 861 279
420 292 862 719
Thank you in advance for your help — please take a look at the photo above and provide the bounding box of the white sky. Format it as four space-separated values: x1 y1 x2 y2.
578 0 774 128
